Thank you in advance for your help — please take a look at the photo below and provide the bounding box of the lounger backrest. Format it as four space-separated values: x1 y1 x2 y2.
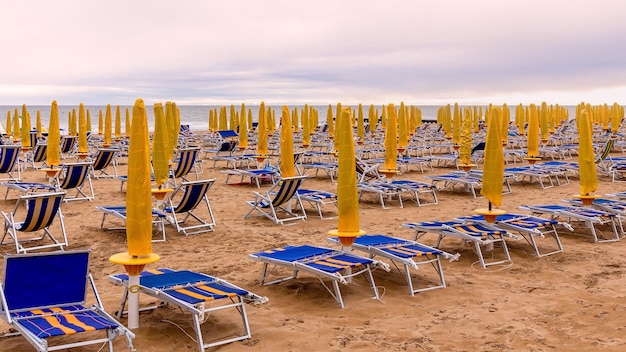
60 136 76 153
271 177 304 207
173 148 199 178
218 130 239 139
173 180 214 213
0 146 20 173
18 192 65 232
59 163 91 189
2 250 90 313
595 138 616 163
29 131 38 148
92 149 116 170
33 144 48 163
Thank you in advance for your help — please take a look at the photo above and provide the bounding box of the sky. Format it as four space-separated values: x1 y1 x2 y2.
1 0 626 106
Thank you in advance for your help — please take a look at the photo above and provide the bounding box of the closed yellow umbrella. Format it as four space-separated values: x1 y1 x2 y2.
21 104 31 149
13 108 20 141
611 103 621 135
515 104 525 136
239 103 248 150
452 103 461 146
380 103 398 177
165 102 177 158
368 104 376 137
525 104 540 164
292 107 299 132
268 106 276 135
501 104 510 145
36 109 42 138
104 104 112 146
125 107 131 138
540 102 549 142
279 106 296 177
476 107 505 221
47 101 61 167
98 110 103 135
328 107 365 247
575 109 598 204
398 102 409 152
302 106 311 148
333 103 342 152
326 105 334 138
109 98 160 330
229 105 237 131
77 103 88 155
86 109 92 135
218 106 228 130
357 103 365 144
256 102 268 158
152 103 170 188
115 105 122 140
459 107 474 169
5 111 11 137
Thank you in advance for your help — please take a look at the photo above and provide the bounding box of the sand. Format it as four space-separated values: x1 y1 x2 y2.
1 144 626 352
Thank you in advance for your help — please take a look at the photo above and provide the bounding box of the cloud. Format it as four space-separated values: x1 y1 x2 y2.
2 0 626 105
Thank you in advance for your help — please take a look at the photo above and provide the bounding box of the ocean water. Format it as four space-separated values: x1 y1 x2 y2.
0 104 580 133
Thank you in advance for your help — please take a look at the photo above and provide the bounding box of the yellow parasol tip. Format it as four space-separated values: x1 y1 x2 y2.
109 252 160 275
151 188 173 200
574 194 600 206
474 208 506 223
379 168 399 179
523 157 542 165
459 163 476 172
328 229 366 247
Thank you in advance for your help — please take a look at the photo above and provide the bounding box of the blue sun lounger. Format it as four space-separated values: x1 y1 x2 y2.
296 189 338 219
95 205 168 242
109 268 267 351
328 234 459 296
456 213 565 257
0 250 135 351
249 245 384 308
520 204 621 243
402 220 520 268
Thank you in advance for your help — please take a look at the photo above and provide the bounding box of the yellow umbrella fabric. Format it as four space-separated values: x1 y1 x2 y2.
326 105 334 138
239 103 248 150
86 109 92 134
126 99 154 256
501 104 510 145
125 108 131 137
302 106 311 147
257 102 268 156
152 103 169 188
368 104 376 137
452 103 461 145
577 110 597 196
115 105 122 139
36 109 42 138
336 107 361 233
398 102 409 151
279 106 296 177
383 104 398 172
480 107 504 207
78 103 88 154
357 104 365 143
218 106 227 130
21 104 31 148
527 104 539 157
47 101 61 167
165 102 178 158
13 108 20 141
98 110 103 135
104 104 112 145
5 111 11 137
459 108 473 165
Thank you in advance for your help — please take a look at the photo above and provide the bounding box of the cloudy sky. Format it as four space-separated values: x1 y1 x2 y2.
1 0 625 106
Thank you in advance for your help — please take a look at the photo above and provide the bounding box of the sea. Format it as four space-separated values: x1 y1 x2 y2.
0 104 581 133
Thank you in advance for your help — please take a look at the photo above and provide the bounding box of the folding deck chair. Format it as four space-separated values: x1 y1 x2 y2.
328 234 459 296
109 268 266 351
2 181 57 199
221 164 277 188
1 192 68 253
520 204 620 243
0 145 21 182
249 244 384 308
55 162 95 202
389 179 438 206
456 213 564 257
90 148 120 179
296 189 338 219
169 147 201 186
358 181 405 209
0 250 135 351
402 220 521 268
60 135 77 159
25 143 47 169
95 205 167 242
244 175 308 225
425 172 484 198
162 179 216 235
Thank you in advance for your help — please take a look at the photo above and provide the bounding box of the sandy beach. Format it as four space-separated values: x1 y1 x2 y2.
1 134 626 352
